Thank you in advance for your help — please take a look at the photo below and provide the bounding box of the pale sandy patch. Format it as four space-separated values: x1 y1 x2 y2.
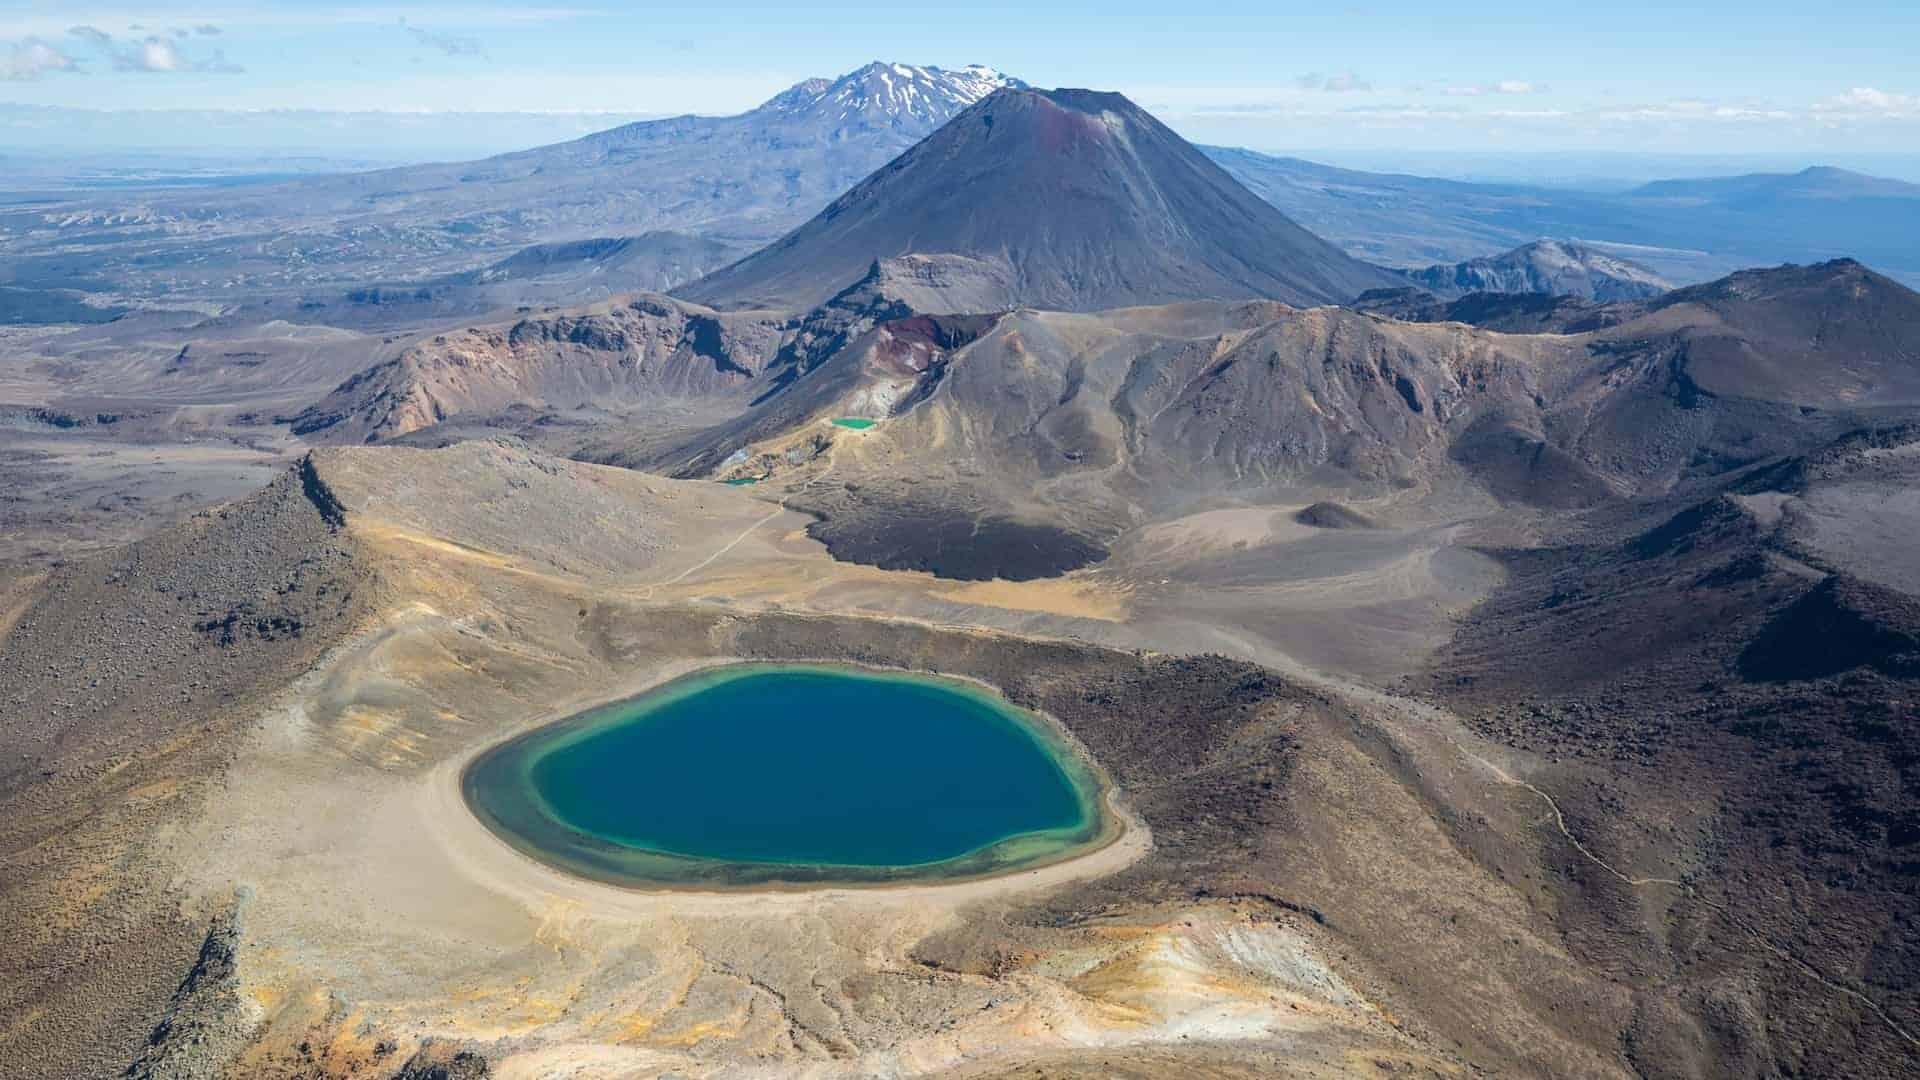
1131 506 1319 555
925 575 1131 621
353 519 517 569
0 569 48 640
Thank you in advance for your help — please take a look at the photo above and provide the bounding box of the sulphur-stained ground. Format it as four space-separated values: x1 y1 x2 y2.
2 434 1915 1078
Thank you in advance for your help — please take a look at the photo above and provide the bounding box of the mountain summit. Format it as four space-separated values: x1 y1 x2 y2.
680 88 1403 312
543 61 1022 178
758 62 1025 132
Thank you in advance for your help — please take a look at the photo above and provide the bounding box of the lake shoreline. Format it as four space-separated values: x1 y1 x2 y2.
457 660 1135 893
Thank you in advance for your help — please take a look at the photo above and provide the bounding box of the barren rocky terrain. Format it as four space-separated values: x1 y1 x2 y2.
1 74 1916 1080
3 383 1912 1076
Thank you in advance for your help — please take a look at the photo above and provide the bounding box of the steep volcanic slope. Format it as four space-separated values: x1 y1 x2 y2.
678 88 1404 312
1506 260 1920 497
1355 260 1920 505
1407 239 1674 301
1638 259 1920 407
1424 423 1920 1078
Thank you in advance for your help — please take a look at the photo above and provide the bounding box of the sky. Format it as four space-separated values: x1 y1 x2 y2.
3 1 1919 171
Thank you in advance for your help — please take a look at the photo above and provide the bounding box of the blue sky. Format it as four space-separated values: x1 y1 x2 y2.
3 1 1918 160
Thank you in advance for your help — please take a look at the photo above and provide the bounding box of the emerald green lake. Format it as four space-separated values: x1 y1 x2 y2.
462 664 1108 887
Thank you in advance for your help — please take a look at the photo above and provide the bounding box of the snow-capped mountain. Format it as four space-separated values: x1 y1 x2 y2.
760 62 1027 131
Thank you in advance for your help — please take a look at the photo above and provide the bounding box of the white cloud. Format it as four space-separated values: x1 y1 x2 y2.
1486 108 1571 119
1295 70 1372 93
1814 87 1920 120
130 36 189 71
67 24 242 74
1 38 78 81
1441 79 1542 97
1592 99 1794 123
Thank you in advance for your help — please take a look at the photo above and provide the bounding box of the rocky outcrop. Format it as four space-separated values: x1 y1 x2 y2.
394 1045 492 1080
290 294 786 443
125 898 254 1080
1294 501 1381 529
827 253 1022 316
1739 574 1920 681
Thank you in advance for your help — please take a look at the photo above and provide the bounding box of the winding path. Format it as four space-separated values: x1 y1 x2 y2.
637 453 838 601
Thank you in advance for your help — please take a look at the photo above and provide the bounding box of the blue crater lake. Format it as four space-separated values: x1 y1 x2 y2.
462 664 1112 887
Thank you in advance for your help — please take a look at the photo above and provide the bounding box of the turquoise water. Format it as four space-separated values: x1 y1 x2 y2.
830 417 878 430
462 664 1107 887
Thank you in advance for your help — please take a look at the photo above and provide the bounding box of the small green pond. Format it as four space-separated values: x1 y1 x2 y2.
830 417 878 430
720 476 759 486
462 664 1109 887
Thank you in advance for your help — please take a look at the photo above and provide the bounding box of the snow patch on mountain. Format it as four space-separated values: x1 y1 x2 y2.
757 62 1026 130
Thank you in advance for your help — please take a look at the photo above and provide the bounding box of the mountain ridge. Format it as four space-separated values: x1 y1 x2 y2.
1632 164 1920 200
1210 146 1920 285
